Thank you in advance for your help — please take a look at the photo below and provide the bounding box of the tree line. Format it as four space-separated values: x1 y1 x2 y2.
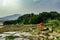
3 11 60 25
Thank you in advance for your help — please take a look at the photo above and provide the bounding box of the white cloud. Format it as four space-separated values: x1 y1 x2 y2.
0 0 60 17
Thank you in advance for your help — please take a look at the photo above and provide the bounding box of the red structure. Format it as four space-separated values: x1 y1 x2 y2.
37 23 45 30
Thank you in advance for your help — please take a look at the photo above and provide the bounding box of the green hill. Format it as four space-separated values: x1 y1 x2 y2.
3 11 60 25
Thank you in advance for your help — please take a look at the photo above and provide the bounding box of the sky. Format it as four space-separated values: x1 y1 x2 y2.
0 0 60 17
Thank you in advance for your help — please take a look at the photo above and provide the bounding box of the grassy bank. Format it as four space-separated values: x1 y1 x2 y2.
0 24 36 33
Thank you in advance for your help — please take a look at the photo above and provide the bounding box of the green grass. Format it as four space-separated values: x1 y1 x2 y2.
0 24 36 33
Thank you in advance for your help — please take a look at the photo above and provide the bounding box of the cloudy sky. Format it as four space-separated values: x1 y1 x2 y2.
0 0 60 17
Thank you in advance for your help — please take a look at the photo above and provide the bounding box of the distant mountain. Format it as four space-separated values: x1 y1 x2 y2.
0 14 21 22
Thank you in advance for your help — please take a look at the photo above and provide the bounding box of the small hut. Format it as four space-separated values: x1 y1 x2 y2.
37 23 45 30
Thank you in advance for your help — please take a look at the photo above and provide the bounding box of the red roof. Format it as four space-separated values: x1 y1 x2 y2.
37 23 45 29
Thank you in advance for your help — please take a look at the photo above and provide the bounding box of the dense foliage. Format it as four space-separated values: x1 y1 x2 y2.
3 20 17 25
3 11 60 25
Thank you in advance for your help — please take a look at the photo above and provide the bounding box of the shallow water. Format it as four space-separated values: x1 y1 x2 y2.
14 38 29 40
0 37 30 40
0 38 5 40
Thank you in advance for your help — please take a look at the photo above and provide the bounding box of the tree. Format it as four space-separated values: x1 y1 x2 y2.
47 19 60 32
3 11 60 25
3 20 17 25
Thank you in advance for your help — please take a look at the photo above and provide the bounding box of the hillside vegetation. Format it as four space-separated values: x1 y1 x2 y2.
3 11 60 25
1 11 60 33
